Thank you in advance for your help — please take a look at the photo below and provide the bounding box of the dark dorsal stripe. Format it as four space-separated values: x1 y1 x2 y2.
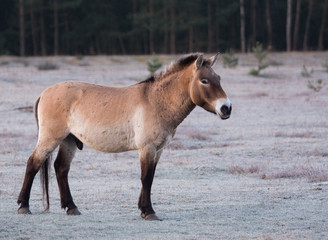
138 76 155 84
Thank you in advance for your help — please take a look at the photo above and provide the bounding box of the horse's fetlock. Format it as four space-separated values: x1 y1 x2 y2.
61 202 67 209
17 198 29 208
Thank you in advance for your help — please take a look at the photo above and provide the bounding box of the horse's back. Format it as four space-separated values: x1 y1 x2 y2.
39 81 141 118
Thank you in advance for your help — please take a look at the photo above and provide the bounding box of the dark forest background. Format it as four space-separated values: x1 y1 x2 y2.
0 0 327 56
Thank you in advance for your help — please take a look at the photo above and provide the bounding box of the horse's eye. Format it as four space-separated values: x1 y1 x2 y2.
201 79 209 84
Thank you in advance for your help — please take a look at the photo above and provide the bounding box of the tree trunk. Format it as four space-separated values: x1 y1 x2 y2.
143 32 148 54
293 0 301 50
169 0 175 54
64 13 70 54
318 0 328 50
149 0 154 54
240 0 246 53
118 34 126 55
265 0 273 48
163 6 169 53
29 2 38 56
207 0 213 53
286 0 292 52
39 0 46 56
250 0 257 48
214 2 220 51
19 0 25 56
53 0 59 55
303 0 314 51
132 0 141 54
95 36 101 54
189 25 193 52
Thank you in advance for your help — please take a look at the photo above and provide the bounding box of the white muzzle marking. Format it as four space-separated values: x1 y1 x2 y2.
215 98 231 118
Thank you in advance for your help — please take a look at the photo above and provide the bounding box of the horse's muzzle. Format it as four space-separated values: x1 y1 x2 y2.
219 105 232 119
215 98 232 120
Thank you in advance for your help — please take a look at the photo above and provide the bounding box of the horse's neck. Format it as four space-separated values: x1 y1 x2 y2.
149 72 195 129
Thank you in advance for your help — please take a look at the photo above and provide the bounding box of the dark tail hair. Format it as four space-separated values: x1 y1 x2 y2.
34 96 51 212
34 97 40 130
40 155 52 211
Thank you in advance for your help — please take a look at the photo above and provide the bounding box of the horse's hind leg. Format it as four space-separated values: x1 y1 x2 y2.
17 141 58 214
54 134 80 215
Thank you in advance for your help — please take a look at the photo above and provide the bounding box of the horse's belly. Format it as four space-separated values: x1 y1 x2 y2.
71 125 137 153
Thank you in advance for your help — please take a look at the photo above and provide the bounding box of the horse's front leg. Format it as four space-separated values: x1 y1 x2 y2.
138 147 162 220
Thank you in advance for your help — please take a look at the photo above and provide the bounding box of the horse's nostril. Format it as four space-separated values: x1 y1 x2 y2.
220 105 231 115
220 105 230 115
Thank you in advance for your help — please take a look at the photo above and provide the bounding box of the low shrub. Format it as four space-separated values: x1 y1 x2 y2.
222 49 238 68
301 64 313 77
249 42 269 76
308 79 324 92
37 62 58 70
147 56 163 75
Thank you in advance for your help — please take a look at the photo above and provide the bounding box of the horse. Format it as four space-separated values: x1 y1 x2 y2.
17 53 231 220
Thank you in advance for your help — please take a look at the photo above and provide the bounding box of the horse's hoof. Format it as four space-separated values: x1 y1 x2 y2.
66 208 81 215
18 207 32 214
141 213 162 221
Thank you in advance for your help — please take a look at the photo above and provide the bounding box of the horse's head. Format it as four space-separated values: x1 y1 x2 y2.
190 53 231 120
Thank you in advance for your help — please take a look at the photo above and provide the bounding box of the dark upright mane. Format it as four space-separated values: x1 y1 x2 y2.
138 53 208 84
138 76 155 84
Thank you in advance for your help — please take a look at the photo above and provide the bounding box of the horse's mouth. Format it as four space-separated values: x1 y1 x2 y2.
216 112 230 120
220 115 230 120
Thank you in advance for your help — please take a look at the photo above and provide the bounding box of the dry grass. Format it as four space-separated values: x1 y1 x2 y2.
274 131 316 138
166 141 185 150
187 132 211 141
267 166 328 182
248 92 269 98
136 56 147 62
311 149 328 157
227 165 260 175
184 129 212 141
14 106 33 113
227 164 328 182
0 132 21 138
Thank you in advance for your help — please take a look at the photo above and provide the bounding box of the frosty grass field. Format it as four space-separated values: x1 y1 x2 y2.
0 52 328 239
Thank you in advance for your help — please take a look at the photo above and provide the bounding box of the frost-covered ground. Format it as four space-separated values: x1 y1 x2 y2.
0 52 328 239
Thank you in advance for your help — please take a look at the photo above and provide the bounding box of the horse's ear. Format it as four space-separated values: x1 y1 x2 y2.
195 55 204 69
209 52 220 66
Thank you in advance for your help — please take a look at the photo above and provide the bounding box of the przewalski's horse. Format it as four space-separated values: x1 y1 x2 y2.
17 53 231 220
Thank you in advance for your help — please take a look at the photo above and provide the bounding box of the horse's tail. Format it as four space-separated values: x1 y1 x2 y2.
33 96 40 130
34 96 51 212
40 154 51 212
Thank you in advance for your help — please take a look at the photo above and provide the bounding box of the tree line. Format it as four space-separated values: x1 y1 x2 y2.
0 0 327 56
